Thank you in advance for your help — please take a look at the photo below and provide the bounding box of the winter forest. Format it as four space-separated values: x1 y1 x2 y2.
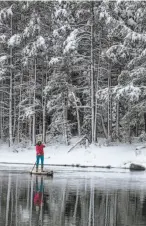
0 0 145 147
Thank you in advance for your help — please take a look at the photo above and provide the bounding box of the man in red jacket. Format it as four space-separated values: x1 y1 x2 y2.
36 141 45 172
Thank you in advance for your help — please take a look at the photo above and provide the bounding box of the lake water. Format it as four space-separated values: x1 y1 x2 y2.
0 166 146 226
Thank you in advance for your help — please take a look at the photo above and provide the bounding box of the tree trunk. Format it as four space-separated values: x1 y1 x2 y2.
136 112 138 137
90 1 95 143
18 70 23 143
72 92 81 137
144 112 146 133
127 105 131 143
107 65 111 141
42 100 46 143
9 15 13 147
94 32 101 142
76 106 81 137
32 58 37 145
0 80 3 140
68 135 86 153
63 97 68 145
29 70 32 145
101 114 108 139
42 71 47 143
116 101 119 141
13 76 16 142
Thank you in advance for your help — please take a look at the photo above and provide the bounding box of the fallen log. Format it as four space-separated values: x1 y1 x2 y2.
68 135 86 153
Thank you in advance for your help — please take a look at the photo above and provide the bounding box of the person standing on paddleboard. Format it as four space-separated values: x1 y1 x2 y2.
35 141 45 172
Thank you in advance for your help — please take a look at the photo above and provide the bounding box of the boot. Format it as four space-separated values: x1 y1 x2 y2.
41 165 44 172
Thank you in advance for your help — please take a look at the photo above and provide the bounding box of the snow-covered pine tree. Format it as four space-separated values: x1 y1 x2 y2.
0 2 23 146
62 1 113 142
98 1 146 141
20 2 52 145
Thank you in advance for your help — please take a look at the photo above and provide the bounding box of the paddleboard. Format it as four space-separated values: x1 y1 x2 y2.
30 170 53 176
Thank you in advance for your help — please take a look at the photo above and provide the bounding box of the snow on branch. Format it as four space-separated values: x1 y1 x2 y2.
8 34 21 47
124 32 146 45
68 91 81 107
0 55 7 63
6 6 13 17
0 6 13 21
49 57 61 66
102 2 146 46
128 49 146 70
53 25 71 38
23 107 34 119
63 29 78 54
130 67 146 79
22 36 46 58
114 84 141 102
105 45 128 63
0 35 6 43
23 13 40 38
36 36 46 48
96 88 109 102
0 68 7 78
55 8 67 18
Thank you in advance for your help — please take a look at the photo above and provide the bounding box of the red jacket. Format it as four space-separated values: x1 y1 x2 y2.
36 144 45 155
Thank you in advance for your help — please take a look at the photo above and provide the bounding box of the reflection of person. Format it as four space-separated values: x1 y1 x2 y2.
34 177 44 211
33 177 49 215
35 141 45 172
33 177 44 226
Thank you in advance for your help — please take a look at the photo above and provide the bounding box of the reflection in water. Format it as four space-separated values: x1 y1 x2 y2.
34 177 44 226
0 172 146 226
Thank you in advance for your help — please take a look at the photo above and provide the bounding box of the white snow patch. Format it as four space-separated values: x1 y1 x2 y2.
24 108 34 118
55 9 67 18
36 36 46 48
8 34 21 47
6 6 13 16
0 68 7 77
0 141 146 170
0 55 7 63
0 34 6 43
53 29 59 37
115 84 141 102
49 57 60 66
63 29 78 54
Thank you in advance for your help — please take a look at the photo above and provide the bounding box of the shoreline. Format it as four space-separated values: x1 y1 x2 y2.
0 161 133 170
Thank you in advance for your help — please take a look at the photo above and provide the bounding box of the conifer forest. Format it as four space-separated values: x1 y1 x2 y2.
0 1 145 146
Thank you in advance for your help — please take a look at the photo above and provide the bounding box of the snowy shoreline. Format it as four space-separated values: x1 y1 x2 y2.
0 142 146 170
0 161 128 169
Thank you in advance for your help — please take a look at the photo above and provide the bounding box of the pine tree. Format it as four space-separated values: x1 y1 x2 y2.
103 1 146 140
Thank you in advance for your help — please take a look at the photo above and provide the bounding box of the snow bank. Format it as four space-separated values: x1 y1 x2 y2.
0 142 146 169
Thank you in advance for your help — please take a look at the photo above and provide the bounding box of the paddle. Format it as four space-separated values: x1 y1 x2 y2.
31 161 37 172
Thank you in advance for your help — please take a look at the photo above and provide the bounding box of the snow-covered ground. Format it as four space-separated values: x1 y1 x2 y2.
0 139 146 169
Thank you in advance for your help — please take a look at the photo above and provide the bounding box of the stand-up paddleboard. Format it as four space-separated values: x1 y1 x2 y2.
30 170 53 176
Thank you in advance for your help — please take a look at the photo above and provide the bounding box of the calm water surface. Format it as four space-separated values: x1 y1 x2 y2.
0 167 146 226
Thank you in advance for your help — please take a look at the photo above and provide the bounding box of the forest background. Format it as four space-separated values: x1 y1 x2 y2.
0 1 145 148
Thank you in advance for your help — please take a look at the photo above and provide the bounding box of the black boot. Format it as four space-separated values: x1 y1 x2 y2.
41 165 44 172
36 166 38 172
